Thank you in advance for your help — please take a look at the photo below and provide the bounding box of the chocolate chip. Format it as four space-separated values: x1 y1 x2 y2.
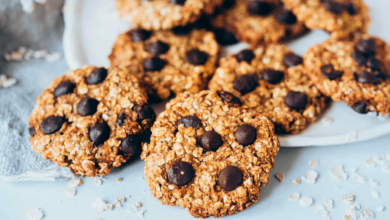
77 97 99 116
247 1 273 16
186 49 208 65
275 9 297 25
143 57 165 71
377 72 389 81
54 81 76 98
236 49 255 63
235 124 257 146
346 3 357 15
283 52 303 67
168 161 194 186
141 129 152 144
323 0 344 14
200 131 223 151
351 52 368 67
192 16 212 30
29 126 36 137
117 114 127 126
148 41 170 55
40 116 65 135
356 39 376 55
321 64 343 80
120 134 141 155
89 122 111 145
366 57 381 71
178 116 202 129
171 0 186 5
263 69 284 84
218 166 243 191
172 25 192 35
352 101 369 114
233 74 258 95
285 91 308 111
218 91 242 105
85 68 108 85
138 105 156 123
357 70 380 84
131 29 151 42
222 0 235 9
214 28 238 46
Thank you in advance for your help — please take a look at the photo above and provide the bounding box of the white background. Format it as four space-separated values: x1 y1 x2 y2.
1 0 390 219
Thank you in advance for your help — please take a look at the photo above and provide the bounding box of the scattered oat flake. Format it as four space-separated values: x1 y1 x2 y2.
365 159 376 168
288 193 300 201
351 171 366 183
45 52 62 63
369 179 379 186
331 165 348 180
27 209 44 220
292 179 301 185
117 178 124 182
309 159 319 167
304 170 318 184
67 178 83 187
317 204 325 211
371 190 380 199
377 205 384 212
93 198 107 213
347 131 358 141
65 188 76 197
133 202 142 208
324 199 333 209
275 172 285 182
321 117 334 126
137 209 146 218
341 194 355 205
381 165 390 173
299 197 313 207
94 178 102 186
0 75 17 88
363 209 375 219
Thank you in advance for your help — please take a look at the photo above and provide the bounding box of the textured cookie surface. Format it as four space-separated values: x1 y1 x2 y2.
282 0 370 39
141 91 280 218
109 28 219 101
209 45 328 134
116 0 223 30
305 35 390 114
29 66 155 177
210 0 307 45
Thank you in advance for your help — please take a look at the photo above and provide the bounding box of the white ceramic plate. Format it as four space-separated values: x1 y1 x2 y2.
63 0 390 147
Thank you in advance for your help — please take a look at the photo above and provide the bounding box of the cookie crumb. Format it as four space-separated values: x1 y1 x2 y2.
133 202 142 208
292 179 301 185
309 159 319 167
67 178 83 188
321 117 334 126
365 159 376 168
93 198 107 213
299 197 313 207
94 178 102 186
27 209 44 220
324 199 334 210
275 172 285 182
341 194 355 205
117 178 124 182
304 170 318 184
331 165 348 180
0 75 17 88
289 193 300 201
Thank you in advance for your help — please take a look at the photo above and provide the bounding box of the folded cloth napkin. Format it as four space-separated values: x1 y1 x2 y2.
0 0 75 181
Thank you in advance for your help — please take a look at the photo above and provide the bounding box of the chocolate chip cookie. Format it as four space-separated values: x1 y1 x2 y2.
29 66 155 177
305 35 390 114
141 90 280 218
109 28 219 101
282 0 370 39
116 0 223 30
209 45 328 134
209 0 307 45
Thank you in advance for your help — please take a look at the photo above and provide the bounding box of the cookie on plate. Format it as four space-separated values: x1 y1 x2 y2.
305 35 390 114
209 0 307 45
109 28 219 101
282 0 370 39
29 66 155 177
209 45 328 134
141 90 280 218
116 0 223 30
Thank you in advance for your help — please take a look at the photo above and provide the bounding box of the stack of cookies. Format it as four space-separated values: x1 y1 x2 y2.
28 0 390 218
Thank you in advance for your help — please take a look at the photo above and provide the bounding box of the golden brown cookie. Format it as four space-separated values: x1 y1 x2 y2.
109 28 219 101
209 45 328 134
209 0 307 45
282 0 370 39
141 90 280 218
305 35 390 114
29 66 155 177
116 0 223 30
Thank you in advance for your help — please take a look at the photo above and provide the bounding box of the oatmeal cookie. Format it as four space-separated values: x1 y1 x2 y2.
28 66 155 177
141 90 280 218
109 28 219 101
282 0 370 39
305 35 390 114
116 0 223 30
208 0 307 45
209 45 328 134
